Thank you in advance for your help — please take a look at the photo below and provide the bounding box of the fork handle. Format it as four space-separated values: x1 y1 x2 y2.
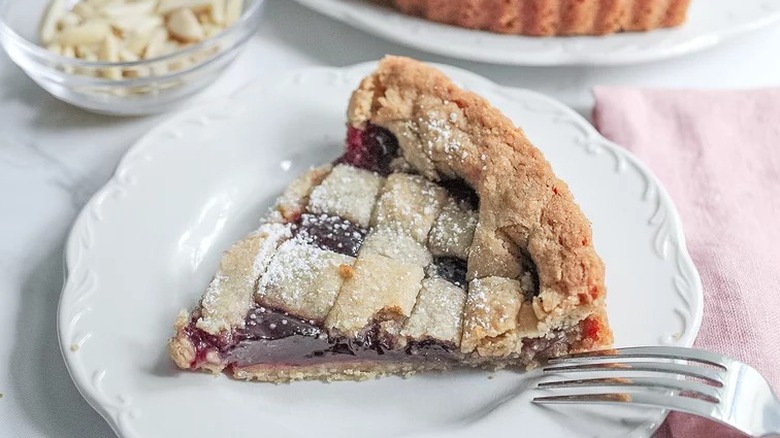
761 399 780 437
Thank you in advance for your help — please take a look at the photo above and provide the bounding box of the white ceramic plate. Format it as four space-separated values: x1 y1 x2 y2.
293 0 780 65
59 62 703 438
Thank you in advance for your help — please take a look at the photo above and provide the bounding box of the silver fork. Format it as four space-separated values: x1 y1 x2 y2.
533 346 780 438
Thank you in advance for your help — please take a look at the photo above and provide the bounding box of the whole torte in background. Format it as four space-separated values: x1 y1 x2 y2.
389 0 692 36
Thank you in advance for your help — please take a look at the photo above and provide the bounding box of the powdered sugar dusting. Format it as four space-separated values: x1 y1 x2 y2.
293 213 367 257
196 223 293 334
271 165 332 222
308 164 385 227
261 238 334 292
461 277 525 352
372 173 445 243
428 196 478 259
258 236 354 321
422 113 460 159
201 273 225 308
463 278 496 331
360 226 432 268
250 223 293 286
401 278 466 344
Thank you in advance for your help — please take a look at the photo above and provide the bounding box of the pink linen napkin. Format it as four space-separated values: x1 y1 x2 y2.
592 87 780 438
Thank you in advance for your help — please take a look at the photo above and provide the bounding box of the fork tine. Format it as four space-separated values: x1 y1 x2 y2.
532 392 720 420
549 346 728 369
537 376 721 402
542 361 724 386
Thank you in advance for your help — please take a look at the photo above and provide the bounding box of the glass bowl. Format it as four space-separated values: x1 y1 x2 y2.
0 0 264 115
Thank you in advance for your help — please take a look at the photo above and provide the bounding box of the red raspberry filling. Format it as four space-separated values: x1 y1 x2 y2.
336 124 399 175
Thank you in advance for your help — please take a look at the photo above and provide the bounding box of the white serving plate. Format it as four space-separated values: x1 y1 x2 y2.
59 62 703 438
293 0 780 65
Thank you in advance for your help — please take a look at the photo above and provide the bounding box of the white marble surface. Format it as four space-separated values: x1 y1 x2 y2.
0 1 779 437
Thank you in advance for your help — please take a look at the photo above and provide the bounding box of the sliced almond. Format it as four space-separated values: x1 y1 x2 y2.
100 0 157 18
202 22 221 38
224 0 243 25
151 63 169 76
190 44 218 63
40 0 66 44
61 12 83 29
42 0 237 80
109 88 129 97
101 67 123 80
62 45 76 73
125 28 154 56
110 14 163 35
99 33 119 61
161 40 182 56
119 49 150 79
122 16 165 54
167 8 204 42
144 27 170 59
168 54 191 72
123 66 150 78
210 0 225 25
75 51 98 76
46 43 63 55
196 10 213 26
99 34 123 80
72 2 98 20
75 43 98 59
85 0 113 7
119 48 139 62
157 0 213 16
135 14 166 35
57 21 111 46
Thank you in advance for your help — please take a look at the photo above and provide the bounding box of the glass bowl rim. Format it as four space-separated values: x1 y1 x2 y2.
0 0 265 69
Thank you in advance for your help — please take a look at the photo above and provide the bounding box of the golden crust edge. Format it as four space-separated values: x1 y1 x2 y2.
347 56 612 355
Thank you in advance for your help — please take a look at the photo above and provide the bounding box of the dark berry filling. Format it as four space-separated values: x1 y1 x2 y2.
336 124 399 175
520 328 574 362
519 248 541 299
292 213 368 257
438 178 479 210
186 306 460 369
338 125 481 212
182 313 239 366
432 256 468 288
240 306 323 340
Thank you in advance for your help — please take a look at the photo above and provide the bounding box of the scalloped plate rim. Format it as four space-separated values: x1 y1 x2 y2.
58 61 704 438
291 0 780 66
